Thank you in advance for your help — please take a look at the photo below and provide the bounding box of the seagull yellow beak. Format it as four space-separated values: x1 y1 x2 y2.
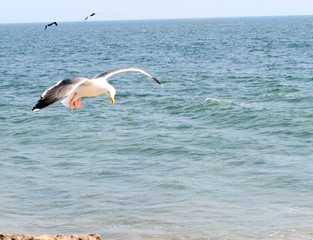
110 97 115 104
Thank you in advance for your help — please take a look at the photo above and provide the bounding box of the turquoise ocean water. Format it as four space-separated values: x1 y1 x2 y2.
1 16 313 239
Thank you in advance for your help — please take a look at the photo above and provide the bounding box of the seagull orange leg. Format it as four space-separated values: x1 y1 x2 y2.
75 98 83 109
69 100 75 110
69 93 77 110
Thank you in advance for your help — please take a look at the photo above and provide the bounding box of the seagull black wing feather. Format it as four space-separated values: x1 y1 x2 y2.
32 78 86 111
85 13 96 20
45 22 57 29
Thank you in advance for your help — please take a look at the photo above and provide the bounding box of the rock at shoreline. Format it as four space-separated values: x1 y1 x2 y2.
0 234 101 240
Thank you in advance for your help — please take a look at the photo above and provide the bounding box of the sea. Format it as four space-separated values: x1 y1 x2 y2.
1 15 313 240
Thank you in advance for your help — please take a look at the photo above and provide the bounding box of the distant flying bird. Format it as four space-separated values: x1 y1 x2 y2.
85 13 96 20
45 22 58 30
32 67 163 111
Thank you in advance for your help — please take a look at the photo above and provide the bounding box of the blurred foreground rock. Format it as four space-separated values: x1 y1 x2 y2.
0 234 101 240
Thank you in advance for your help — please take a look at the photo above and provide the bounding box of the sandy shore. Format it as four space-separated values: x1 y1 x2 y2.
0 234 101 240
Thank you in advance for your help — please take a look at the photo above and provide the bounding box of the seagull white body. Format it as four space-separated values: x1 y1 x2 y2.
32 67 162 111
75 79 108 97
60 77 115 108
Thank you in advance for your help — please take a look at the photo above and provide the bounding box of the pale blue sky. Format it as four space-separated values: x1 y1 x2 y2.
1 0 312 23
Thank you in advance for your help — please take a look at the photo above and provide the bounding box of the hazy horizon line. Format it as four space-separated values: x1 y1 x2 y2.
1 13 312 25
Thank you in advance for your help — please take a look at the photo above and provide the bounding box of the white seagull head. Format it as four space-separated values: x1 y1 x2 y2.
104 83 116 104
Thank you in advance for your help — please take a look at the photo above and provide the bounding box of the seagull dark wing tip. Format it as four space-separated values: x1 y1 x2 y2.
152 77 163 86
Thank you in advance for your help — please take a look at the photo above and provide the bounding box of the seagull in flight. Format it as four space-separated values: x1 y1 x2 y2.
45 22 58 30
85 13 97 20
32 67 163 111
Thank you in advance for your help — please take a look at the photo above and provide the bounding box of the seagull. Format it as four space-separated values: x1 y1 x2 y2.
32 67 163 111
45 22 58 30
84 13 97 20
